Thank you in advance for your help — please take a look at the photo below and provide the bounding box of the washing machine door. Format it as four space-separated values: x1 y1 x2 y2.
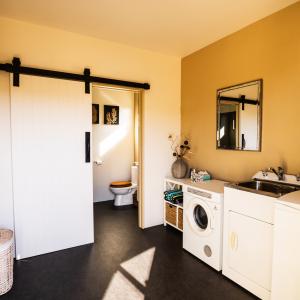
185 196 213 236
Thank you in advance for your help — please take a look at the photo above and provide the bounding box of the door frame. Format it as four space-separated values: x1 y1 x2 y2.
92 84 144 229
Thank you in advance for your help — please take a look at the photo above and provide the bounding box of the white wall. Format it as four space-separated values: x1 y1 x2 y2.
0 73 14 230
0 17 181 228
92 87 134 202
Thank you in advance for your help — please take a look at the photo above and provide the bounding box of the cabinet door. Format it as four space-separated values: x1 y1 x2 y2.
228 211 273 291
271 205 300 300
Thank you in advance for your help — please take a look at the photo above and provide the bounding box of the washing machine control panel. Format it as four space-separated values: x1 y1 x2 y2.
187 187 212 199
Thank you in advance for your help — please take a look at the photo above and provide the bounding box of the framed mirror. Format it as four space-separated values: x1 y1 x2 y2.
216 79 262 151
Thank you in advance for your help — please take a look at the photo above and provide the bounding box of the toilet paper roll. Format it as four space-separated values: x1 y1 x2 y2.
94 160 103 166
131 166 138 185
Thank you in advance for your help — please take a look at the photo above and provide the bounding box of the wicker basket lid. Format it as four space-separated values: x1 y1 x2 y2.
110 181 131 188
0 229 13 251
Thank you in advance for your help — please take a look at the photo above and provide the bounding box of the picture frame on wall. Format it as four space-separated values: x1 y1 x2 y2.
104 105 119 125
92 104 99 124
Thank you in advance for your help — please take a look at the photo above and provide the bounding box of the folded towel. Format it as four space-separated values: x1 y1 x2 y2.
164 189 182 196
165 196 183 205
164 194 183 201
164 189 183 204
165 193 182 199
164 190 182 198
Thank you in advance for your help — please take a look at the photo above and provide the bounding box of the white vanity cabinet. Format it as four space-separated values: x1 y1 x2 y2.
222 187 274 300
271 192 300 300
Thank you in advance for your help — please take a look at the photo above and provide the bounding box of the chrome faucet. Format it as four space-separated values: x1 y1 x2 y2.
268 167 285 181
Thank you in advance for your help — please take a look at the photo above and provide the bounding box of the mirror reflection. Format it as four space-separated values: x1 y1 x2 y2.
217 80 262 151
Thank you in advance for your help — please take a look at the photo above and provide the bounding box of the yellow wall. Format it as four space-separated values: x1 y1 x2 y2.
182 2 300 182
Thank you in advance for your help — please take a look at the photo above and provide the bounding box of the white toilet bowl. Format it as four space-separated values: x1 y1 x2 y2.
110 166 138 206
110 183 137 206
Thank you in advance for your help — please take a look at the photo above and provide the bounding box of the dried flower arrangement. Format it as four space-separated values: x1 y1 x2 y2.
170 136 191 158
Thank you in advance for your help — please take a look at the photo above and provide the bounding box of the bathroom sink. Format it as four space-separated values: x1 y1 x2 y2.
235 180 299 197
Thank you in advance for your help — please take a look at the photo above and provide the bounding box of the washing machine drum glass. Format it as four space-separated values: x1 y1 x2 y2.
193 205 208 230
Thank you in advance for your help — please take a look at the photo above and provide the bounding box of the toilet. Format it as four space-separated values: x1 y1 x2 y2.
110 165 138 206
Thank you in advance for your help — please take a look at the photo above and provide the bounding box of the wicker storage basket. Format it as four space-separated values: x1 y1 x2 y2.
165 203 177 226
0 229 14 295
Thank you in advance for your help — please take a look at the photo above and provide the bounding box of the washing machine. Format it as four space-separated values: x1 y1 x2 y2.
183 181 225 271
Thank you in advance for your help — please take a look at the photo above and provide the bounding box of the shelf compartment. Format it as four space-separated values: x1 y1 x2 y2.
165 202 177 226
164 178 184 232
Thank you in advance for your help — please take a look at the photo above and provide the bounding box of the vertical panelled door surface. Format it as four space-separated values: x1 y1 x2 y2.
11 75 94 259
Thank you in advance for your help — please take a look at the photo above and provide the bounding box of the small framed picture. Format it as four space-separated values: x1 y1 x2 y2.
92 104 99 124
104 105 119 125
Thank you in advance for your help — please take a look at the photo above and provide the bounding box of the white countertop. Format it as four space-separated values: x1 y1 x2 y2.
165 176 227 194
277 190 300 210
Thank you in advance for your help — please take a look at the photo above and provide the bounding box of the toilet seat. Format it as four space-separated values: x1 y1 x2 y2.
110 181 131 188
110 182 137 206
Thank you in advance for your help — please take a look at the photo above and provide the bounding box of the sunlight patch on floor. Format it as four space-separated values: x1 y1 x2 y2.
102 247 156 300
102 270 144 300
120 247 156 287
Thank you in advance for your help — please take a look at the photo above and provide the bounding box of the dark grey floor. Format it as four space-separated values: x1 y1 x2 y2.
3 201 256 300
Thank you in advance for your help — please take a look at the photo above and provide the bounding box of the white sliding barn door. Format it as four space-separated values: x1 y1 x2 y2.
11 75 94 259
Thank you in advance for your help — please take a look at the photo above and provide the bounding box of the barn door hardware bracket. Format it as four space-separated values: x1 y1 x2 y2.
84 68 91 94
12 57 21 87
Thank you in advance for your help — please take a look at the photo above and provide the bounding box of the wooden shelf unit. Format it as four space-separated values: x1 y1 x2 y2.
164 178 184 232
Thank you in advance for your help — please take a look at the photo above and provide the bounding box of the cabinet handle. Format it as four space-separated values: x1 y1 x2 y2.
229 232 238 251
230 232 235 250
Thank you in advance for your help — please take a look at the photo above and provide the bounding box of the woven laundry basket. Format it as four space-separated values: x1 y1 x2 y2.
0 229 14 295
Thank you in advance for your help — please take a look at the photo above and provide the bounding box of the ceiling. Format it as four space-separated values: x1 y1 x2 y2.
0 0 298 57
